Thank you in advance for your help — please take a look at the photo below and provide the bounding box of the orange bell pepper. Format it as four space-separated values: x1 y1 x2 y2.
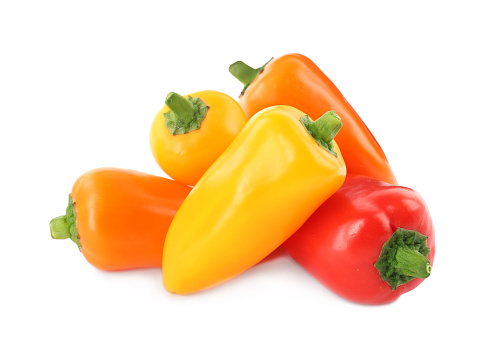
162 106 346 295
49 168 191 270
229 53 397 185
150 90 247 186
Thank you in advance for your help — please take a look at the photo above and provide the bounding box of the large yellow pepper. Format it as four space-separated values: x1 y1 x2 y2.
162 105 347 294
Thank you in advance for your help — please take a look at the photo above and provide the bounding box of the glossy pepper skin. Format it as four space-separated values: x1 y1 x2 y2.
229 53 397 185
50 168 191 271
163 105 346 295
282 174 435 305
150 90 247 186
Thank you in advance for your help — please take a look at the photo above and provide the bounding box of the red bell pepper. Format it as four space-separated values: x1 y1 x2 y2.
282 174 435 305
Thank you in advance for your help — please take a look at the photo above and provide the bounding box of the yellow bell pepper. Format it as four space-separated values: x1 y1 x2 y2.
150 90 247 186
162 105 347 294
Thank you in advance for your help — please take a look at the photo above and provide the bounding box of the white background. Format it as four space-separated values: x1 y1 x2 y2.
1 1 503 341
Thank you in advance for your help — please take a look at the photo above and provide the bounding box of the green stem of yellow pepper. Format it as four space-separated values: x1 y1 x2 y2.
301 111 342 157
165 92 194 117
163 92 209 135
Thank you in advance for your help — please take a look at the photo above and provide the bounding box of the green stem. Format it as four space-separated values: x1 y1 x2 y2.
300 111 342 157
50 215 70 239
165 92 195 122
229 58 272 96
374 228 431 290
314 111 343 143
49 195 81 249
395 246 432 279
163 92 209 135
228 62 258 86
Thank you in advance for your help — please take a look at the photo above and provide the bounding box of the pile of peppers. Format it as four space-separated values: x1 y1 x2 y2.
50 53 435 305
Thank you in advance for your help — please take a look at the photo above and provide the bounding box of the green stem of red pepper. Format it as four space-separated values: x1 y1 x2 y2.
164 92 209 135
374 228 431 290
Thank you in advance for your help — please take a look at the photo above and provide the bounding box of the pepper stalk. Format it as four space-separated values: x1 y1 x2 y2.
163 92 209 135
50 195 81 249
300 111 342 157
228 58 272 95
374 228 431 290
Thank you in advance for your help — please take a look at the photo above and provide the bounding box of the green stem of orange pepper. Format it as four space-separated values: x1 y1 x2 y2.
228 59 272 95
50 195 80 248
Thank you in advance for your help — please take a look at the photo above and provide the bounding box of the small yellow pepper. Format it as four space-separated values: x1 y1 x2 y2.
162 105 347 294
150 90 247 186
